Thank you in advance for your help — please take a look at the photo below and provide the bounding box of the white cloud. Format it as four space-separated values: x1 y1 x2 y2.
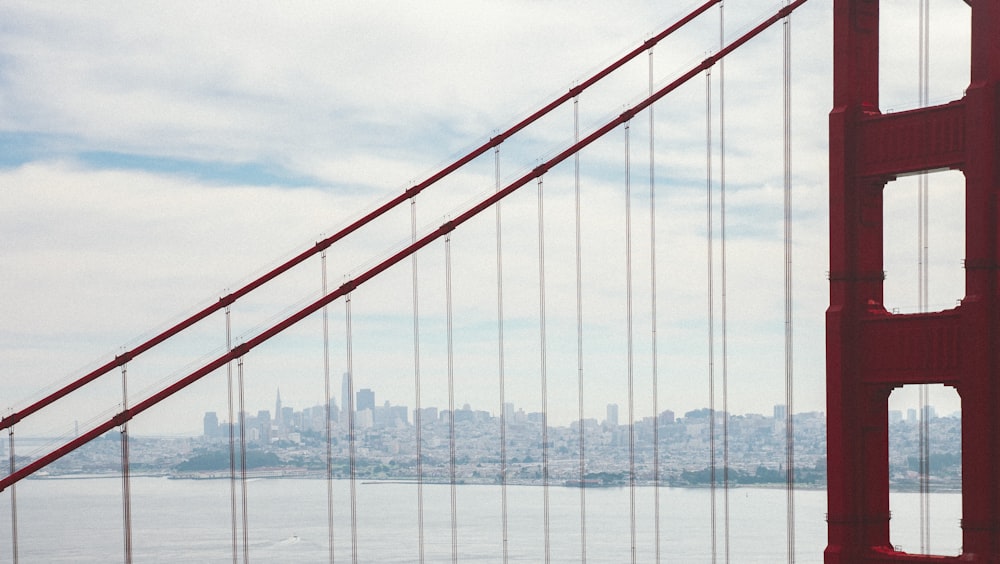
0 0 972 435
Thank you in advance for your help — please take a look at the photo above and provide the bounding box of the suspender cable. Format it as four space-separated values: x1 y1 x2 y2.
0 0 811 494
917 0 931 554
648 47 662 564
918 0 931 314
536 175 552 564
445 235 459 564
344 296 358 564
718 3 731 561
919 384 930 552
237 356 249 564
574 96 589 564
7 428 17 564
624 120 638 564
411 199 427 564
495 146 510 564
918 0 930 313
321 251 336 564
706 66 718 564
783 3 796 561
119 363 133 564
225 307 239 564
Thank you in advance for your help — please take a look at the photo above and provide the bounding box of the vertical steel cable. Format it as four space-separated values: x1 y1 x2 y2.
918 0 931 314
445 235 458 564
573 96 588 564
237 356 249 564
783 3 797 561
345 296 358 564
120 363 133 564
321 251 336 564
918 0 930 313
7 428 17 564
495 146 510 564
536 175 552 564
919 385 930 552
624 120 638 564
411 199 427 564
917 0 931 554
225 306 239 564
648 48 662 564
718 3 731 561
705 65 718 564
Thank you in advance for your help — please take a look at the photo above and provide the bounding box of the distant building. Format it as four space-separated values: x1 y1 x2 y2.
607 403 619 426
357 388 375 414
503 402 515 423
255 410 271 443
773 404 787 422
389 405 409 427
889 410 903 424
203 411 220 437
455 404 475 423
357 408 374 429
415 406 438 426
275 388 283 431
374 402 394 427
328 397 340 424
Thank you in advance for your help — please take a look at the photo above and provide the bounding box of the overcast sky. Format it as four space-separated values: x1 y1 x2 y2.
0 1 974 437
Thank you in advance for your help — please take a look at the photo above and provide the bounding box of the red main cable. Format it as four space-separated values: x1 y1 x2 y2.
0 0 721 434
0 0 807 491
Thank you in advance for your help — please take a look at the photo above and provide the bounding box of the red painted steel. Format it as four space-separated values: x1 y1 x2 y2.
0 0 809 493
826 0 1000 561
0 0 724 435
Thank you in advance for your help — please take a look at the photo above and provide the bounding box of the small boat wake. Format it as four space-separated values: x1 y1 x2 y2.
276 534 301 546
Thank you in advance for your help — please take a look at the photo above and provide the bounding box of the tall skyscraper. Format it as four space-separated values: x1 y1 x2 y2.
606 403 619 426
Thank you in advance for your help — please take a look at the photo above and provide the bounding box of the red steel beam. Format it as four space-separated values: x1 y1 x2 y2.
0 0 722 433
855 101 966 178
0 0 809 491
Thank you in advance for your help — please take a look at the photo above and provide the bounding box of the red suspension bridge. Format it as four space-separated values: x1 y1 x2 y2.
0 0 998 562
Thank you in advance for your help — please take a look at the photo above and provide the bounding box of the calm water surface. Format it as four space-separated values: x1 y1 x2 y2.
0 478 962 562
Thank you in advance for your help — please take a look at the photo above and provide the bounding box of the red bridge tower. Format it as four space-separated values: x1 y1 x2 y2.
827 0 1000 561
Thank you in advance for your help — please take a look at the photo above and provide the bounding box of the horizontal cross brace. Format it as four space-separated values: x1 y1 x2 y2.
856 100 966 179
858 308 964 385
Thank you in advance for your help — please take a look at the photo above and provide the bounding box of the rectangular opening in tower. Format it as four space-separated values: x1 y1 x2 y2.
887 383 962 557
878 0 970 113
882 170 965 314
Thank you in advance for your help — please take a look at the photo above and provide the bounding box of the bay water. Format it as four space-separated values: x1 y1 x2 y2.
0 477 962 562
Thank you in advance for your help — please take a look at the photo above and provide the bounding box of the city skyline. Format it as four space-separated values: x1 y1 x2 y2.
197 381 958 443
